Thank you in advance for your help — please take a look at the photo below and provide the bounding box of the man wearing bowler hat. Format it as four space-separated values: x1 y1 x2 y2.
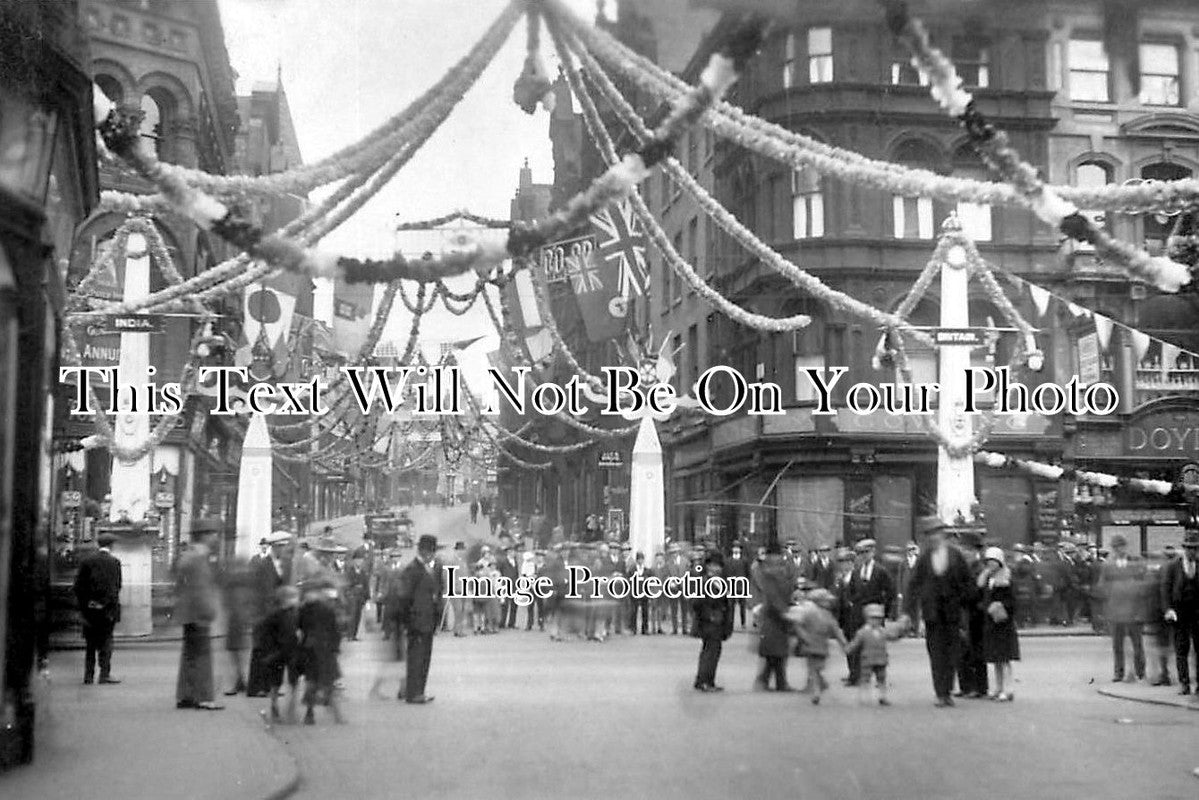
391 534 443 703
73 532 123 685
900 516 974 707
1162 528 1199 695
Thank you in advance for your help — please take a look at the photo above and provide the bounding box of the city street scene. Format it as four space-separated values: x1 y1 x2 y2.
2 0 1199 798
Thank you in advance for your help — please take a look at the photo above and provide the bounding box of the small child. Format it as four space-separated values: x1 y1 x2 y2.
844 603 904 706
297 581 345 725
260 585 301 723
786 588 847 705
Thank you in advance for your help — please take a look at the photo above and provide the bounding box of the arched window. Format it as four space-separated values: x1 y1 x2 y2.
953 144 991 241
1141 162 1192 252
891 139 941 239
95 74 123 106
1074 160 1113 252
139 88 175 159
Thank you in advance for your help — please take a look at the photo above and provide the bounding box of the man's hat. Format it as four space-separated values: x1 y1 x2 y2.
265 531 293 545
1182 529 1199 548
957 530 983 549
1109 533 1128 548
836 547 855 562
1012 543 1027 552
795 576 812 591
703 550 724 567
863 603 885 619
854 538 876 553
454 541 466 550
259 537 268 546
417 534 438 552
915 515 949 537
906 542 919 551
621 543 633 551
534 549 546 556
97 532 118 547
667 542 681 553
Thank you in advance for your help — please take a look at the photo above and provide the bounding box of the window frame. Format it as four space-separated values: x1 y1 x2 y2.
1139 41 1181 107
791 167 825 239
808 27 833 84
1067 37 1111 103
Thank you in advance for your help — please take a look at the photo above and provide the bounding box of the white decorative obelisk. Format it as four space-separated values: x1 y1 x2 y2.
628 416 665 560
235 412 273 558
936 225 978 525
109 232 151 523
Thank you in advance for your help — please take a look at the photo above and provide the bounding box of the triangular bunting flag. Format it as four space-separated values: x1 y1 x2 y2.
1028 284 1051 318
1093 314 1113 352
1130 330 1151 363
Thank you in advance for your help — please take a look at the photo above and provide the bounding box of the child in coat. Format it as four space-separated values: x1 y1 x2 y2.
786 588 847 705
259 585 301 723
844 603 904 706
297 581 345 725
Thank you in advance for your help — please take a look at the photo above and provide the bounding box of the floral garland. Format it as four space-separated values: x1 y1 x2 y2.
99 3 520 209
462 389 598 454
551 0 1199 218
396 211 511 231
94 13 770 288
975 450 1199 498
881 1 1192 294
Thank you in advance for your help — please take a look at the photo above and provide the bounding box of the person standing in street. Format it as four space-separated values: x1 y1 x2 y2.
692 551 733 692
901 516 974 707
978 547 1019 701
73 532 122 685
753 544 795 692
1096 533 1147 683
725 542 750 629
842 539 895 687
174 519 223 710
955 532 989 700
1162 528 1199 696
392 534 443 704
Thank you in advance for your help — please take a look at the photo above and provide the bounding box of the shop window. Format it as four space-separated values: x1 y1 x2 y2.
1068 38 1109 102
1140 42 1180 106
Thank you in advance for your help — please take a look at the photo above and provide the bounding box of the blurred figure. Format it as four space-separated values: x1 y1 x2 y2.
1143 552 1172 686
692 551 734 692
1095 534 1146 682
219 555 255 696
1012 544 1038 628
261 585 301 723
175 519 223 711
446 542 470 637
787 588 847 705
897 542 920 635
979 547 1019 701
297 581 344 724
955 531 989 700
752 544 794 692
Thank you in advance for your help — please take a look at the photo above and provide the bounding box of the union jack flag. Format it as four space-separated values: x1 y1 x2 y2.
566 250 604 294
589 200 648 297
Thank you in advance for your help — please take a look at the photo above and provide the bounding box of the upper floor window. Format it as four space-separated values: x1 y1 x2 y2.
953 145 991 242
1141 162 1191 253
783 32 797 89
791 167 824 239
891 53 927 86
1140 43 1180 106
954 39 990 88
1073 160 1113 252
1068 38 1110 102
808 27 833 84
891 140 941 240
139 94 163 156
660 254 674 313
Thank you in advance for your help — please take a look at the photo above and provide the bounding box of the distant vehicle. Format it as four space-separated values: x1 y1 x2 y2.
364 511 411 549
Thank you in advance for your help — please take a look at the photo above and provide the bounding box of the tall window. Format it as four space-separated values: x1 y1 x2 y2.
660 256 674 313
1142 162 1192 253
687 217 699 275
1068 38 1110 102
671 231 684 302
891 56 927 86
891 140 940 240
954 39 990 88
139 94 163 155
686 324 699 389
1140 43 1180 106
808 27 833 84
953 146 992 242
791 166 824 238
790 309 826 403
1074 161 1113 252
783 32 796 89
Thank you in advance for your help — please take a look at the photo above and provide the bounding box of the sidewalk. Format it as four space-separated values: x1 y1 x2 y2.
1098 681 1199 712
0 646 299 800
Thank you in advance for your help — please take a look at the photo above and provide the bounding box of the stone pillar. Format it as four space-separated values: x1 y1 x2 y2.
169 116 199 169
936 225 979 525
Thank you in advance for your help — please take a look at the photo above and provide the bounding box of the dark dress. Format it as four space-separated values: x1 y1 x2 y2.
297 599 341 702
980 573 1020 663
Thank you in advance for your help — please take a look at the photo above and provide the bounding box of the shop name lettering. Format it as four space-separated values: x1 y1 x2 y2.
59 365 1121 418
1126 426 1199 453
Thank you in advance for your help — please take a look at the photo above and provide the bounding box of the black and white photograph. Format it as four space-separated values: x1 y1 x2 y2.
2 0 1199 797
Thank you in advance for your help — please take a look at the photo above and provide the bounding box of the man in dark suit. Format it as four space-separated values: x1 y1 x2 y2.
693 551 734 692
627 552 653 634
804 543 837 591
897 542 920 634
842 539 895 686
724 542 751 629
901 517 975 707
247 531 292 697
175 519 223 710
496 544 519 629
392 534 443 704
73 532 123 685
1095 533 1147 682
1161 528 1199 695
955 531 989 699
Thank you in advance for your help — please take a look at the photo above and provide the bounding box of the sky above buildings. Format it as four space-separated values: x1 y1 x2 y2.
218 0 601 386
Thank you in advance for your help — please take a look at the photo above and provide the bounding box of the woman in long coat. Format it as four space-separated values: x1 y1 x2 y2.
753 547 795 691
979 547 1020 702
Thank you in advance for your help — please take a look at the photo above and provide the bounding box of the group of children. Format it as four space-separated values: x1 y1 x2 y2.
258 579 346 725
779 586 904 706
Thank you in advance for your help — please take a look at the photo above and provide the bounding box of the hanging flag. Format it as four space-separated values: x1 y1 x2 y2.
1028 283 1051 319
590 199 648 297
1093 314 1114 351
1130 329 1151 363
332 278 376 359
1066 301 1090 318
1162 342 1181 370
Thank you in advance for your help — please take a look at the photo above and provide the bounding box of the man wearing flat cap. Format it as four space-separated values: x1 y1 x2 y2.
843 539 895 686
900 516 974 707
247 531 293 696
390 534 443 703
73 532 123 685
1095 533 1146 682
1160 529 1199 694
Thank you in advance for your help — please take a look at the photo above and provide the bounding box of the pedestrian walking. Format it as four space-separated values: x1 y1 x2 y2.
843 603 902 706
978 547 1019 702
752 544 794 692
247 532 291 697
174 518 223 711
219 555 255 696
72 532 122 685
842 539 895 687
955 532 989 700
787 588 848 705
469 499 479 525
725 542 750 629
260 585 301 723
297 580 345 725
900 516 975 708
1095 534 1147 683
1162 528 1199 695
692 551 734 692
391 534 443 704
